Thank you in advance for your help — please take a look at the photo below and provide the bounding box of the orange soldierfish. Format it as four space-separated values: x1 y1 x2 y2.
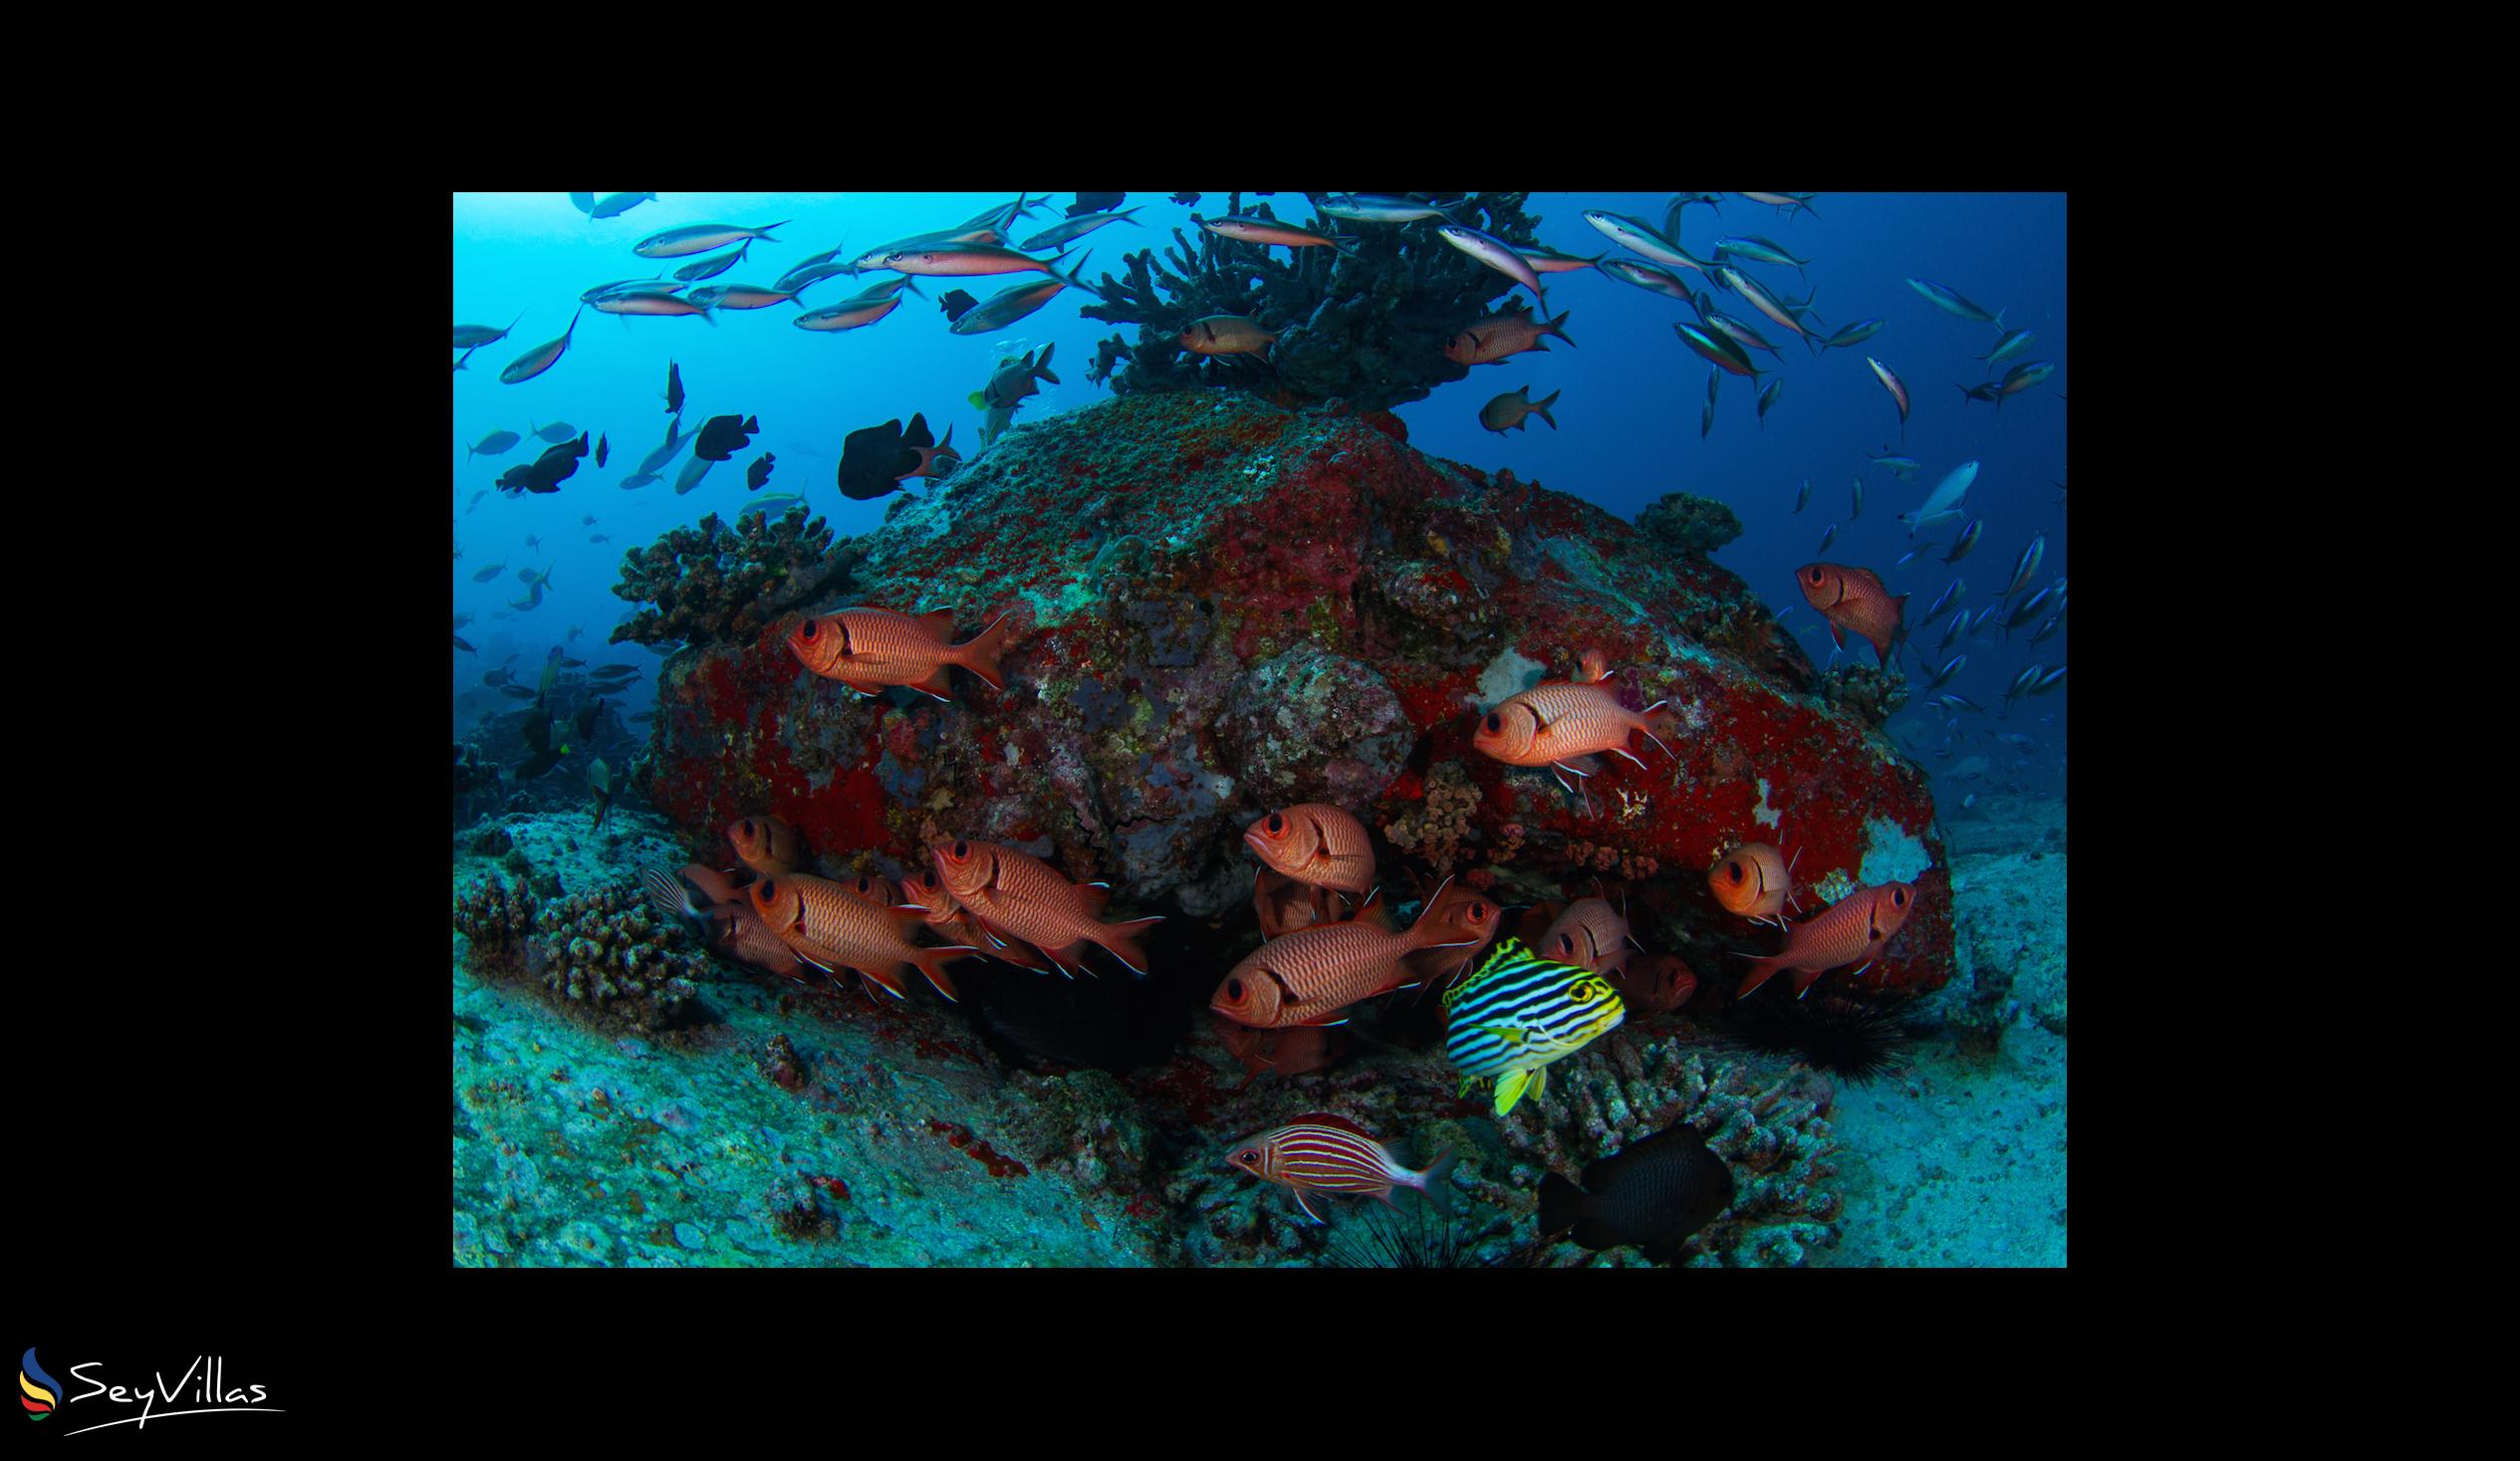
641 862 805 981
1211 1015 1345 1090
1797 563 1907 667
1538 896 1636 981
837 871 895 907
1708 842 1800 927
1210 879 1479 1029
1400 875 1504 990
927 838 1163 978
1225 1113 1456 1224
899 868 1052 974
728 815 804 876
1734 881 1919 1001
1442 305 1576 366
1253 866 1349 939
748 871 976 1002
1470 648 1680 812
1244 803 1376 894
788 605 1015 702
1613 952 1697 1018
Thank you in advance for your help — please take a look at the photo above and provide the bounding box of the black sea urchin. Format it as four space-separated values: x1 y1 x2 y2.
1728 990 1918 1085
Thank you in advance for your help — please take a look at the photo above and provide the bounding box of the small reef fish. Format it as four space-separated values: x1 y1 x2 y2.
900 868 1053 975
1539 1122 1735 1264
1538 896 1635 981
1713 266 1820 349
1067 190 1125 216
1734 882 1919 1000
673 241 751 282
1702 368 1720 439
1944 519 1983 565
1243 804 1376 894
1512 242 1604 273
1403 877 1504 989
1314 192 1457 224
633 220 788 259
1601 256 1694 301
498 306 582 384
1993 360 2055 403
952 264 1095 335
1470 647 1678 810
1226 1115 1455 1225
1202 214 1358 255
728 815 803 876
937 288 979 323
1741 192 1822 218
1611 952 1697 1019
1906 277 2005 328
471 563 506 583
1178 315 1278 359
582 277 683 304
1253 867 1350 940
594 433 608 468
662 360 683 414
788 605 1013 701
746 452 774 490
1813 318 1885 353
466 427 519 463
529 420 579 444
1797 562 1906 666
927 837 1163 978
794 285 904 332
1442 937 1625 1118
1712 235 1810 276
1673 320 1758 378
1434 222 1550 308
690 282 803 310
748 872 974 1002
980 343 1058 408
1955 378 2006 406
1478 384 1559 434
452 310 527 349
836 417 922 500
1019 209 1140 251
1866 356 1910 427
590 191 655 219
1213 1018 1344 1090
1977 329 2037 369
1866 447 1919 478
1901 460 1978 538
1708 842 1797 927
693 412 758 462
2004 534 2047 599
592 289 716 321
1442 305 1574 366
1581 210 1713 274
587 758 615 831
1211 881 1477 1029
872 243 1094 289
1756 377 1782 425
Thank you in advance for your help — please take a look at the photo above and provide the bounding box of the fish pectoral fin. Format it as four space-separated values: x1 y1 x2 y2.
905 665 953 700
1470 1023 1528 1049
835 676 887 697
1493 1068 1534 1117
1294 1189 1329 1225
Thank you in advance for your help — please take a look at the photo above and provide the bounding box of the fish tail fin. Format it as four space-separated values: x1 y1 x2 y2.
1093 916 1163 978
1992 305 2006 332
1331 234 1362 257
908 946 975 1003
1048 250 1103 300
1535 386 1562 427
1537 1171 1584 1236
1955 383 1974 407
1638 703 1680 756
1791 965 1828 999
1412 1146 1459 1215
1547 310 1576 348
1734 952 1787 1000
954 608 1015 690
757 220 789 241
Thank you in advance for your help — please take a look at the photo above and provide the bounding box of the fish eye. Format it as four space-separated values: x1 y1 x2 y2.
1808 568 1826 583
798 619 816 639
759 878 776 899
1226 978 1244 1000
1556 934 1575 955
1238 1149 1259 1164
1893 887 1909 905
1266 813 1284 834
952 840 969 859
741 820 755 837
1484 713 1502 733
1470 900 1489 921
1725 860 1744 882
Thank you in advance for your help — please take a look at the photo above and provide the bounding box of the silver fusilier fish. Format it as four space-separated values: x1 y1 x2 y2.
1435 223 1549 309
498 306 583 384
633 220 789 259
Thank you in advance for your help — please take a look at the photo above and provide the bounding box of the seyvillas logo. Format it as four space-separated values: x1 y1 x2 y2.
21 1348 60 1421
21 1351 282 1435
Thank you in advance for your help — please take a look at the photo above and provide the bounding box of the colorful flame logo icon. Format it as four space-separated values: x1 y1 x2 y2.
20 1347 60 1421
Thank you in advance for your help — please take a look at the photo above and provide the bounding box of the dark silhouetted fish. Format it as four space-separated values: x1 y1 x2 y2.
673 242 750 282
980 342 1057 409
470 562 507 583
594 433 609 468
693 413 758 462
1169 192 1199 206
569 192 596 215
1020 210 1140 251
937 288 979 323
502 433 588 495
1537 1122 1734 1264
662 360 683 415
513 746 566 780
1068 191 1125 217
963 956 1182 1072
591 192 656 219
467 428 521 462
452 310 527 349
746 452 774 490
837 418 921 500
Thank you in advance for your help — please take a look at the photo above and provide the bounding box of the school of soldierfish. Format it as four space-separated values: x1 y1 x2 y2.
456 191 2060 1259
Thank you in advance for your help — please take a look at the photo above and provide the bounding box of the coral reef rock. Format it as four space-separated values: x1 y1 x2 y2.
644 390 1953 998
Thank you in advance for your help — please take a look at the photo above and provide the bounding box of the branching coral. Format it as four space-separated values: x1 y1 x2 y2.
1384 760 1481 873
453 874 706 1033
1635 491 1744 558
611 506 859 649
1079 192 1549 412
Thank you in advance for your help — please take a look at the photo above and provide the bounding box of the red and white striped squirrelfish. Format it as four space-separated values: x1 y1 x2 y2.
1243 803 1376 894
788 605 1015 702
1796 563 1906 667
1225 1113 1457 1224
748 871 977 1002
927 838 1163 978
1211 877 1479 1029
1470 648 1679 812
728 815 804 876
898 867 1054 974
1538 896 1638 981
1734 881 1920 1000
1253 866 1350 940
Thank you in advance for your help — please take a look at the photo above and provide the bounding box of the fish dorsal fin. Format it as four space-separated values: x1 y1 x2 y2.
918 608 957 636
1078 880 1113 913
1349 886 1392 932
